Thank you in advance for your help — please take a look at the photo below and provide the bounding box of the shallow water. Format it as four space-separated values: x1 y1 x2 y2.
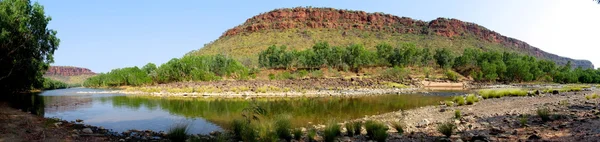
3 88 455 134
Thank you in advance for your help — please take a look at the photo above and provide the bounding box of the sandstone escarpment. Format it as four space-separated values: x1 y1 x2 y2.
220 7 592 68
45 66 95 76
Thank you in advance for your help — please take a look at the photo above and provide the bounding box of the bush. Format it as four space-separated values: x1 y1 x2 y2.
391 122 404 135
537 108 551 122
445 70 459 81
297 70 309 78
365 120 388 142
519 114 529 127
381 66 409 80
278 72 295 80
167 124 189 142
292 129 302 140
268 73 276 80
323 123 341 142
345 123 355 136
307 129 317 142
452 96 466 106
444 100 455 106
454 109 461 119
465 94 478 105
352 121 362 136
437 122 455 137
310 70 324 78
232 119 257 141
274 118 292 141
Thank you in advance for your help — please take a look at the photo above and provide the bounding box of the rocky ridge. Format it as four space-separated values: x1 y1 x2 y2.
45 66 95 76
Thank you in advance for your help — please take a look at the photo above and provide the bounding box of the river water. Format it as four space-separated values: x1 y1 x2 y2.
3 88 461 134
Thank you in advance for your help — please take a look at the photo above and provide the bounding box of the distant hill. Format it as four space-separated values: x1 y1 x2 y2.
44 66 96 85
189 7 593 69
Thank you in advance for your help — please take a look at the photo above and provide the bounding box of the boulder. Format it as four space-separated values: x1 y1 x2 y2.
82 128 93 134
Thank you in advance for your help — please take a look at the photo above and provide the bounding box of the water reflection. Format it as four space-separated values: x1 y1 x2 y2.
2 88 451 134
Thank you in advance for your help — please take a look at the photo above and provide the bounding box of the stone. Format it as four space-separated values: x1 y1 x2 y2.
512 130 518 135
528 134 542 140
417 119 430 127
82 128 93 134
118 139 125 142
75 119 83 123
471 135 489 142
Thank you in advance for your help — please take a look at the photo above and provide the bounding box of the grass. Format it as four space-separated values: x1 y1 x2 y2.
465 94 478 105
390 121 404 135
345 123 355 136
380 66 409 81
352 121 362 136
365 120 388 142
444 100 454 107
255 86 268 93
445 70 459 81
307 129 317 142
383 82 408 88
292 129 302 140
536 108 551 122
274 118 292 141
519 114 529 127
323 123 341 142
478 89 527 99
454 109 461 119
452 96 466 106
232 119 257 141
585 93 599 100
167 123 189 142
437 121 456 138
310 70 324 78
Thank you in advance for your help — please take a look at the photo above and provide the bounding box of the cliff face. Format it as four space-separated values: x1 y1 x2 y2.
220 7 592 68
45 66 95 76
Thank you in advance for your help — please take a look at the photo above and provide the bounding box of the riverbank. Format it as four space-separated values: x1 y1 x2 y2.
336 89 600 141
0 103 111 141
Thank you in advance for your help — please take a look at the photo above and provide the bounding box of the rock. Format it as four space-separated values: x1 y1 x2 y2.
454 120 460 124
552 90 559 94
417 119 430 128
528 134 542 140
54 122 62 128
512 130 518 135
455 139 464 142
98 126 104 130
498 134 509 138
490 126 504 135
471 135 489 142
118 139 125 142
82 128 93 134
75 119 83 123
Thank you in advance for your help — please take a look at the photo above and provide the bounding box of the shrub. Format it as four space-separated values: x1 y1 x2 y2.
268 73 276 80
519 114 529 127
437 122 455 137
352 121 362 136
323 123 341 142
307 129 317 142
586 94 592 100
444 100 455 106
232 119 257 141
345 123 355 136
274 118 292 141
167 124 189 142
465 94 478 105
310 70 324 78
445 70 459 81
381 66 409 80
537 108 551 122
297 70 309 78
454 109 461 119
365 120 388 141
292 129 302 140
452 96 466 106
278 72 295 80
391 122 404 135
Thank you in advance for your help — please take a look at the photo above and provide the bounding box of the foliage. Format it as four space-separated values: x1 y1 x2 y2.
42 78 69 90
232 119 257 141
452 96 466 106
478 89 527 99
465 94 479 105
536 108 551 122
390 121 404 135
519 114 529 127
274 118 292 141
380 66 409 81
307 129 317 142
437 122 455 137
434 48 454 68
292 129 302 140
445 70 459 81
167 124 189 142
323 123 341 142
345 123 355 136
454 109 462 119
0 0 60 92
352 121 362 136
365 120 388 141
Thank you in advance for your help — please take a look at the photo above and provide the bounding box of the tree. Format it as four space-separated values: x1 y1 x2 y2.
434 48 454 68
0 0 60 92
142 63 157 74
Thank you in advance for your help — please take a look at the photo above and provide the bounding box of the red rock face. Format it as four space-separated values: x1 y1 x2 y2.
45 66 95 76
220 7 593 69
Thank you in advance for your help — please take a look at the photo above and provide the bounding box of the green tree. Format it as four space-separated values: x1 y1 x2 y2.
142 63 157 74
0 0 60 92
434 48 454 69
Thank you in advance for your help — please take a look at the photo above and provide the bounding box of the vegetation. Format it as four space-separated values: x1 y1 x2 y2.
323 123 341 142
42 78 70 90
390 121 404 135
0 0 60 93
465 94 479 105
345 123 355 136
167 124 189 142
437 122 456 137
478 89 527 99
292 128 302 140
452 96 466 106
536 108 551 122
274 118 292 141
585 93 599 100
364 120 388 142
519 114 529 127
352 121 362 136
84 55 252 87
454 110 462 119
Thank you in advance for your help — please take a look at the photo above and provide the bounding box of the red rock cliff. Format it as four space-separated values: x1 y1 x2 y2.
45 66 95 76
221 7 593 69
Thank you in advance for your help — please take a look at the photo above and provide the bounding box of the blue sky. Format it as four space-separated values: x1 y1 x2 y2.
36 0 600 73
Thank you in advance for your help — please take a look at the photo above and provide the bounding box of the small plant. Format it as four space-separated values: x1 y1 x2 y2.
444 100 455 106
537 107 551 122
559 100 569 106
297 70 309 78
307 129 317 142
292 128 302 140
381 66 409 81
445 70 459 81
465 94 478 105
323 123 341 142
278 72 295 80
352 121 362 136
437 121 455 138
519 114 529 127
345 123 355 136
232 119 257 141
586 94 592 100
365 120 388 142
167 123 189 142
454 109 462 119
268 73 276 80
310 70 324 78
274 118 292 141
391 121 404 135
452 96 466 106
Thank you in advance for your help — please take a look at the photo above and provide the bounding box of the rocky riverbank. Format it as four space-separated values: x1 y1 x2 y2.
330 89 600 141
